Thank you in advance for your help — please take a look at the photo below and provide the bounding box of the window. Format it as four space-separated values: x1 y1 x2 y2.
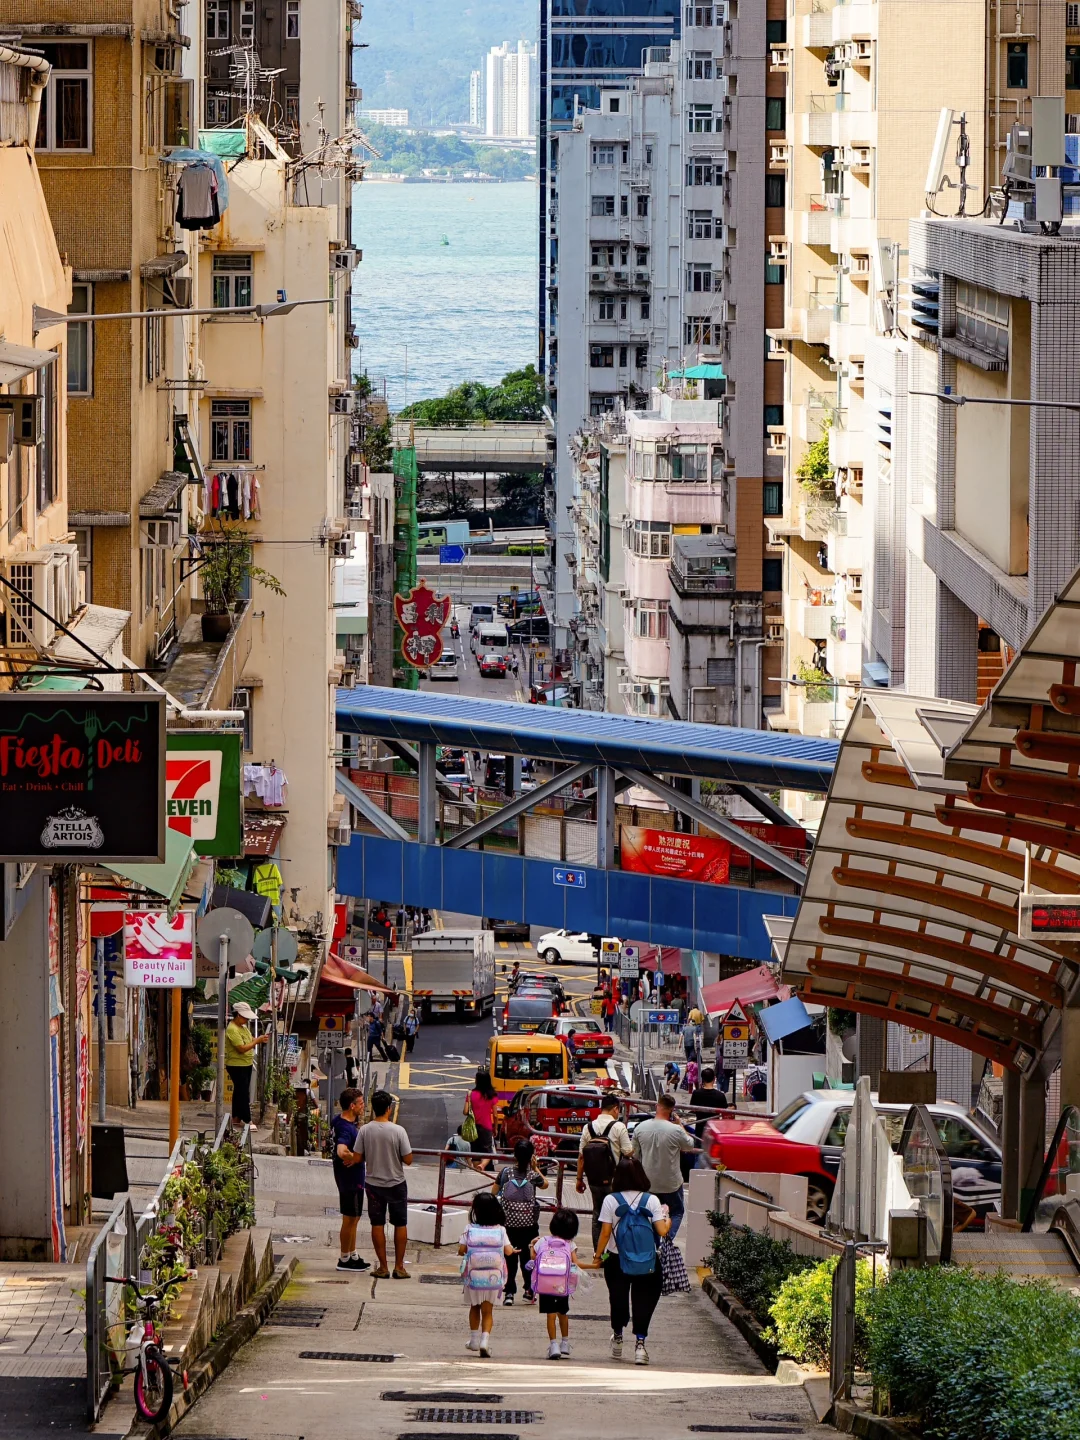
592 194 615 216
621 193 629 216
597 296 615 321
620 243 630 265
688 103 714 132
141 535 169 618
686 4 714 25
684 317 718 346
766 19 788 42
590 345 615 368
763 555 783 589
145 307 164 383
633 444 655 480
608 97 620 113
591 244 615 267
631 520 672 558
645 143 654 165
34 43 92 151
621 144 629 164
686 262 716 292
240 0 256 40
686 158 719 185
6 409 25 536
593 143 615 165
765 261 785 285
640 297 651 319
706 657 736 686
634 599 669 639
766 97 786 131
636 246 649 265
687 209 715 239
669 445 710 481
636 192 649 217
1068 46 1080 87
492 1051 563 1081
935 1118 995 1162
37 356 58 514
955 281 1009 362
285 86 300 131
206 95 231 125
618 345 628 367
590 393 617 416
232 687 254 752
286 0 301 39
211 399 252 461
688 52 714 79
212 253 253 309
763 480 783 515
74 528 93 602
206 0 230 38
1007 42 1029 87
764 404 783 431
824 1108 851 1146
67 284 92 395
765 173 786 207
619 297 628 319
635 345 648 368
1070 2 1080 26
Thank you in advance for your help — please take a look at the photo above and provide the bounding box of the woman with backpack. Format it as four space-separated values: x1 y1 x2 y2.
459 1191 516 1357
591 1155 670 1367
492 1138 547 1305
464 1068 500 1172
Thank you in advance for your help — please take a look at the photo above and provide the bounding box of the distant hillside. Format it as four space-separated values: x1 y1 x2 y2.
360 122 535 180
356 0 536 127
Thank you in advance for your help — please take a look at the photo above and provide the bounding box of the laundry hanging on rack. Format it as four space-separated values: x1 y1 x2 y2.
206 471 261 520
176 163 221 229
243 762 288 807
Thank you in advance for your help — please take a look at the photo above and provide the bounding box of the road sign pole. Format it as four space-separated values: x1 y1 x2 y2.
169 986 181 1150
215 933 229 1135
96 937 107 1123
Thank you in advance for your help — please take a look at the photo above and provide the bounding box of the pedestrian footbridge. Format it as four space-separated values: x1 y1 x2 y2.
390 421 553 474
334 686 838 960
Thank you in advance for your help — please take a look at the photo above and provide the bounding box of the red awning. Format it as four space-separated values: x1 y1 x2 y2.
701 964 789 1017
244 814 286 857
322 950 394 993
639 945 682 973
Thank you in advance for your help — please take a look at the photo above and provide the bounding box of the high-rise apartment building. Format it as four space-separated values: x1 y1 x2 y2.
484 40 537 139
470 70 483 128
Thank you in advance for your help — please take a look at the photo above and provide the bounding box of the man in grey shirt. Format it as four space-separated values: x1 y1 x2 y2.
632 1093 695 1239
353 1089 413 1278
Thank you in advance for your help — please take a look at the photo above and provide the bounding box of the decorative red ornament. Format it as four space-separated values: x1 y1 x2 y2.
394 581 452 669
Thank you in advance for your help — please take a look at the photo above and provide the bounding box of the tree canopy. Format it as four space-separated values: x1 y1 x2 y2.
361 122 535 181
397 364 546 425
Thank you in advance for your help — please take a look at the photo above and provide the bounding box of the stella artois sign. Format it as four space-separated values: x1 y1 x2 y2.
394 581 452 669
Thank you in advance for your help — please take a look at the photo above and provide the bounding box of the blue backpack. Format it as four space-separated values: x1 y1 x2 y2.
613 1192 658 1275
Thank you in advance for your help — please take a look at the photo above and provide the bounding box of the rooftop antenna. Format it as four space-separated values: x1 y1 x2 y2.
925 108 975 217
213 41 285 118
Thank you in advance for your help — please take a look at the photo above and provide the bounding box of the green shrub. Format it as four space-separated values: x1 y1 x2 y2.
707 1211 817 1326
869 1266 1080 1440
767 1255 875 1370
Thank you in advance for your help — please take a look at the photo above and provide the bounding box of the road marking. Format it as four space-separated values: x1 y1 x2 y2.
397 1056 410 1088
240 1363 784 1394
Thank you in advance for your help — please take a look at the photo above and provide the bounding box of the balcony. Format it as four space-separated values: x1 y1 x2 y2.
796 690 840 737
788 592 834 640
802 198 833 246
770 141 792 167
670 534 737 595
801 95 840 148
804 8 835 47
769 42 791 70
797 303 833 344
826 614 863 682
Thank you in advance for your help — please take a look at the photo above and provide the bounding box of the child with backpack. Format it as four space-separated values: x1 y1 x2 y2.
459 1192 516 1356
529 1208 581 1360
493 1138 548 1305
591 1155 671 1367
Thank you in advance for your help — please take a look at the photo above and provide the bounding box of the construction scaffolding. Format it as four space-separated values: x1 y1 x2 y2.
392 437 419 690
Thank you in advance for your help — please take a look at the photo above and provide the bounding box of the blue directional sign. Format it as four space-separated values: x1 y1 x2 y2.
646 1008 680 1026
553 867 587 888
439 544 466 564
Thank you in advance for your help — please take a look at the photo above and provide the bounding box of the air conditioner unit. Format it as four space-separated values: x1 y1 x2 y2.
328 817 352 846
767 621 783 642
631 682 648 695
655 442 670 455
330 394 354 416
164 275 192 309
141 518 181 548
847 570 863 593
1 546 81 649
618 681 634 695
332 249 361 272
616 665 629 679
0 394 44 447
340 666 357 689
0 410 12 464
853 38 872 60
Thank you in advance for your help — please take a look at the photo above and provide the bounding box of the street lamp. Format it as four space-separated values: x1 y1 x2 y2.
32 296 334 331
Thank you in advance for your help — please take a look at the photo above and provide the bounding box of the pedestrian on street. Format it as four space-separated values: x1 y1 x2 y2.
465 1067 499 1171
403 1005 420 1054
352 1089 413 1279
682 1011 702 1067
493 1137 547 1304
600 991 618 1033
688 1065 729 1138
224 1001 268 1128
576 1092 633 1246
460 1191 516 1356
632 1094 696 1240
591 1155 670 1366
332 1087 370 1272
530 1207 580 1360
366 1010 389 1063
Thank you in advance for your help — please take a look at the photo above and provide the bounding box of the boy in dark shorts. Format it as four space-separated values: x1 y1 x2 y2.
332 1088 369 1271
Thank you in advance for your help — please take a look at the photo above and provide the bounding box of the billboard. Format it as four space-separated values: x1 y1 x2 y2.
620 826 731 884
0 695 166 862
166 732 242 857
123 910 195 987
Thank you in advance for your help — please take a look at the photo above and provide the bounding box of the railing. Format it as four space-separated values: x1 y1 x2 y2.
86 1197 137 1422
897 1104 953 1263
669 563 736 595
1022 1104 1080 1231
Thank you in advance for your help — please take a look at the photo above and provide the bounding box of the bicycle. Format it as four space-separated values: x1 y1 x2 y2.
105 1275 180 1423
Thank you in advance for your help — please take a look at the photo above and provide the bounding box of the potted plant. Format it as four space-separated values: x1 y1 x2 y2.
200 531 285 641
188 1064 214 1101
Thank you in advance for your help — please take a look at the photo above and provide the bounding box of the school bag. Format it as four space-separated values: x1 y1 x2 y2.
498 1169 539 1228
461 1225 507 1291
580 1119 617 1189
613 1192 658 1276
531 1236 577 1298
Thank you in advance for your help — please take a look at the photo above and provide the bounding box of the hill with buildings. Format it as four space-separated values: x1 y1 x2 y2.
355 0 535 126
360 123 535 179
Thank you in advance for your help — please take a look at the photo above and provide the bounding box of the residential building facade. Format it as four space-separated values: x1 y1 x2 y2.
484 40 537 139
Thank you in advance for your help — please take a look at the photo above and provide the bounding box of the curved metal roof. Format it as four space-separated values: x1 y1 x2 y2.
335 686 838 791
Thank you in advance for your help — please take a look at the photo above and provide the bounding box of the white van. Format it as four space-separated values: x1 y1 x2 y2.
472 621 510 656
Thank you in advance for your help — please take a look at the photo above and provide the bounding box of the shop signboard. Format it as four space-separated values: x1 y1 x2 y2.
123 910 195 987
620 826 731 884
166 731 242 857
0 694 166 861
394 581 452 668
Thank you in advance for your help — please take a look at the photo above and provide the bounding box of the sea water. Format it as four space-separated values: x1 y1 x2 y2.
352 180 538 411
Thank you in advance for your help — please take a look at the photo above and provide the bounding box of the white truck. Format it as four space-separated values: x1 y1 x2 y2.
410 929 496 1021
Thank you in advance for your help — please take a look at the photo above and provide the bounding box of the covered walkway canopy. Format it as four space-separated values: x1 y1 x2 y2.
390 421 553 474
336 685 838 791
777 565 1080 1074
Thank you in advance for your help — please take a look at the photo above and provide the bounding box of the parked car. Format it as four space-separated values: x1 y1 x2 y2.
534 1016 614 1067
485 917 531 942
428 651 459 681
701 1090 1003 1225
478 650 509 678
537 929 600 965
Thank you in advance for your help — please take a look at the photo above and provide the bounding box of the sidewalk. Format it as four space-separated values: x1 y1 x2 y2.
166 1155 832 1440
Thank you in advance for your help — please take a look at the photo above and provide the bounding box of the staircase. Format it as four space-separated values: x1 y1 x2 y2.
952 1230 1080 1283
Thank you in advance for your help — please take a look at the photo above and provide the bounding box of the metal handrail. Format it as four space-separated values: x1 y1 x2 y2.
1022 1104 1080 1231
898 1103 954 1264
86 1196 135 1422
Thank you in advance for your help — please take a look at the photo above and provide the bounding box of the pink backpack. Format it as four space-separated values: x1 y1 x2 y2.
531 1237 577 1297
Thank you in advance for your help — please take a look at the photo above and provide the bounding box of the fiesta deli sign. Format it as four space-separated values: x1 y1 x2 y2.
0 695 166 863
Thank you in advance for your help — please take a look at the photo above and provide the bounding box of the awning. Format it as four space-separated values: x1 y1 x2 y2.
49 604 129 667
19 673 91 692
140 251 188 278
0 340 59 386
139 471 187 517
701 963 786 1017
243 814 286 857
103 827 197 908
669 364 725 380
323 950 394 993
198 128 247 157
757 995 813 1044
69 511 130 528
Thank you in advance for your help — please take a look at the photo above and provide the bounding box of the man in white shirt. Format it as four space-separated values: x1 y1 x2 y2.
575 1094 633 1245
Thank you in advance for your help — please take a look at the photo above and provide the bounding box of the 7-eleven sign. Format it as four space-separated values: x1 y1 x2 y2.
165 732 242 857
